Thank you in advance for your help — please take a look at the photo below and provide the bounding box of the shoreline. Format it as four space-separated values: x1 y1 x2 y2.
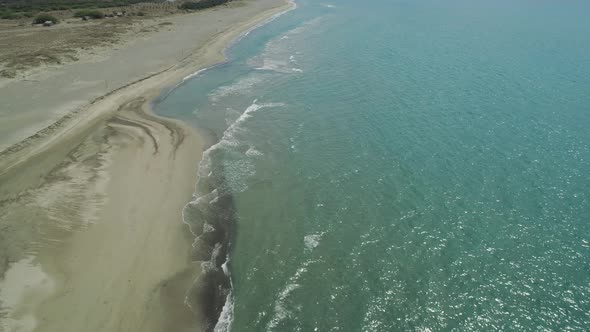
0 0 294 331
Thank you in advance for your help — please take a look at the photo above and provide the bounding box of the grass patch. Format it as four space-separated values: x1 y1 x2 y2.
179 0 231 10
3 0 153 14
33 13 59 24
74 9 105 19
0 10 20 19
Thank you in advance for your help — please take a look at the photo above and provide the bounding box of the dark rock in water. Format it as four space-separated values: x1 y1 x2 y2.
189 266 231 331
182 130 238 331
191 237 213 261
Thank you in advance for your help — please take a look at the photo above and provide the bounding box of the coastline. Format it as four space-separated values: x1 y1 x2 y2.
0 0 294 331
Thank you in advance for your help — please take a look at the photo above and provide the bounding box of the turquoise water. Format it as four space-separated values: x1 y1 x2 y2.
155 0 590 330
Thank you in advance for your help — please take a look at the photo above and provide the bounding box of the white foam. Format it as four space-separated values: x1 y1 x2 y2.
214 292 235 332
246 146 264 157
202 100 284 160
181 188 218 238
168 0 298 104
253 40 295 74
209 74 268 102
214 255 235 332
287 17 324 36
304 233 324 251
267 260 316 330
251 17 325 75
182 101 283 331
211 243 224 262
203 222 215 234
267 283 301 330
181 2 300 328
209 189 220 204
233 0 298 44
224 158 257 193
255 60 291 73
182 67 210 82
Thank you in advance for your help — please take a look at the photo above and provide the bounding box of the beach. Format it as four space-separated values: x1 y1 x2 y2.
0 0 292 331
3 0 590 330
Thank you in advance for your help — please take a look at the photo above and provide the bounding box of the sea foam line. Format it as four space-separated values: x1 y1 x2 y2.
180 100 286 331
230 0 298 49
267 259 317 330
205 100 284 332
183 67 212 82
214 257 235 332
198 99 285 180
159 0 298 104
179 3 298 330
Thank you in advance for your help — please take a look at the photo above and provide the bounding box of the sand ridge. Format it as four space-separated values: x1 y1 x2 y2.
32 101 204 332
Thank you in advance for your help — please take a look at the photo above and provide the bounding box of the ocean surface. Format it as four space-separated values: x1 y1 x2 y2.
154 0 590 330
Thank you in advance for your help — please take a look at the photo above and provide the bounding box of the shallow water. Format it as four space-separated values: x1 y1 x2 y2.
155 0 590 330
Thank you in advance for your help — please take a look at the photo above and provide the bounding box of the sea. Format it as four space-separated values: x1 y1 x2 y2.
153 0 590 330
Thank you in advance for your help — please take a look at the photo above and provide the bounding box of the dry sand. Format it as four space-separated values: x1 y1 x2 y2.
0 0 292 331
0 0 289 151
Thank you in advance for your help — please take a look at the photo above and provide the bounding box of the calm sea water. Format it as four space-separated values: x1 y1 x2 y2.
155 0 590 330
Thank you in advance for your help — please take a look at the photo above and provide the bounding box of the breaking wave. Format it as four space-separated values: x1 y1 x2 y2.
181 100 285 331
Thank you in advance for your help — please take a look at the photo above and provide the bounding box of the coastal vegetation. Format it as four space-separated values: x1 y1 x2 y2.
0 10 20 19
0 0 235 20
0 0 240 77
179 0 231 11
73 9 104 19
0 0 149 15
32 12 58 23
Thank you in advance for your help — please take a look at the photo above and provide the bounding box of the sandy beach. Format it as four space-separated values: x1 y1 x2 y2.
0 0 291 331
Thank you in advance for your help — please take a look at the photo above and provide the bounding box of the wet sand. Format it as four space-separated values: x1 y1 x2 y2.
0 0 292 331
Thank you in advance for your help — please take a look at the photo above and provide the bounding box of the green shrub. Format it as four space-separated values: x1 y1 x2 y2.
1 10 20 19
32 13 59 24
179 0 230 10
136 11 145 16
74 9 104 19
